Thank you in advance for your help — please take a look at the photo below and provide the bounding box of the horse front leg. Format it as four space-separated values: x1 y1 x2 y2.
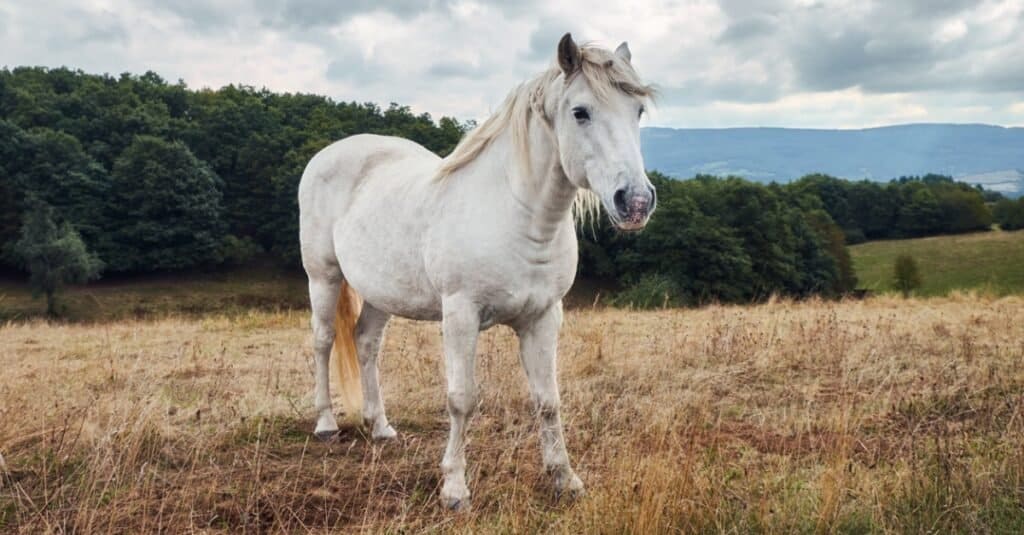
516 302 584 498
439 296 480 511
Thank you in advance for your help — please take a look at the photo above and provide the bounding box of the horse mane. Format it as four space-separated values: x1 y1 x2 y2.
434 44 655 224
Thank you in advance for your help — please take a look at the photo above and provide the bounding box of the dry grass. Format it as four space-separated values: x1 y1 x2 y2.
2 295 1023 533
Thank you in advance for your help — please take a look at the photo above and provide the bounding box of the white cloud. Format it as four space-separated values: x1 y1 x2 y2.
1 0 1022 128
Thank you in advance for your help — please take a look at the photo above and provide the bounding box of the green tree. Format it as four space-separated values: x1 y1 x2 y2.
893 254 922 297
104 136 226 272
804 209 858 294
11 201 103 315
993 198 1024 231
0 120 31 264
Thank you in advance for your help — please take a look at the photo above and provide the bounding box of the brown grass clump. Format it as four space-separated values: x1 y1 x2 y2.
2 296 1023 533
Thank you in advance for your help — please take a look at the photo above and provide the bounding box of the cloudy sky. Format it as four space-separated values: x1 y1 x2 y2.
2 0 1023 128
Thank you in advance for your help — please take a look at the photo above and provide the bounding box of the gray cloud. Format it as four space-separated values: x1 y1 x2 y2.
425 60 492 80
788 28 934 92
260 0 540 32
263 0 432 29
902 0 983 17
525 18 577 61
71 10 129 45
717 14 777 44
139 0 235 33
711 0 1024 98
326 55 380 84
660 80 783 106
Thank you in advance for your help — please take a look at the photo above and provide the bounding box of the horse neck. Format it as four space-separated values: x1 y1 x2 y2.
502 113 578 243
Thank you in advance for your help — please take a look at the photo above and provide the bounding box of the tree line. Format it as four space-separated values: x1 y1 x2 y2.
787 173 997 243
0 67 465 275
0 67 1012 310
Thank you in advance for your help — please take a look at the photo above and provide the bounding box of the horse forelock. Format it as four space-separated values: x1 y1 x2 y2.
434 44 653 224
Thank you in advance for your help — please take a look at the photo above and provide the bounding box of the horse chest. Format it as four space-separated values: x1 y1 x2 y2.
477 243 577 326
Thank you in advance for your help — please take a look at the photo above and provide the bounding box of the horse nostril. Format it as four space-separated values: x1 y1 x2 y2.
613 188 629 216
648 185 657 208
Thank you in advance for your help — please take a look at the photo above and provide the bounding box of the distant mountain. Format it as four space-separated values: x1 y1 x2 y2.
640 124 1024 197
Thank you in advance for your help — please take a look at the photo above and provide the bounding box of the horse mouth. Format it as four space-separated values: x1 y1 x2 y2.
610 215 649 233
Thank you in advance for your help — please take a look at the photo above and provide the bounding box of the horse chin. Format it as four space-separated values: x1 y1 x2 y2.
610 217 648 233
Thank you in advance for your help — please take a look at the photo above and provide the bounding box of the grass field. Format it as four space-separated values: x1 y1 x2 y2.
850 229 1024 297
3 228 1021 323
2 295 1023 532
0 263 311 322
0 266 613 323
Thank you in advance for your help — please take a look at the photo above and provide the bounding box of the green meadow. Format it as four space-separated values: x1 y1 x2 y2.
850 229 1024 296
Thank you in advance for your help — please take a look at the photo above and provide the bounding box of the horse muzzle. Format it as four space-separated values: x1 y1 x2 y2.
611 184 656 231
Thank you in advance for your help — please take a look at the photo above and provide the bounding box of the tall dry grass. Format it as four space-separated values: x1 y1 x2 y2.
1 295 1022 533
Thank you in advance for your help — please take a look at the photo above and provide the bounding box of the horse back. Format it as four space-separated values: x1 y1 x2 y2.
298 134 439 273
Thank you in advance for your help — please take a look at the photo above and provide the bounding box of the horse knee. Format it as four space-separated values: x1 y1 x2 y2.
447 390 477 418
311 325 334 353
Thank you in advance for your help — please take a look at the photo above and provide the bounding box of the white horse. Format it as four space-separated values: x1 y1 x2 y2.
298 33 655 510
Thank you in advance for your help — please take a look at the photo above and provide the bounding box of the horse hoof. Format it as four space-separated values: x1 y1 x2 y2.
442 496 471 512
372 425 398 441
555 472 585 501
313 430 338 442
440 483 471 512
558 485 586 502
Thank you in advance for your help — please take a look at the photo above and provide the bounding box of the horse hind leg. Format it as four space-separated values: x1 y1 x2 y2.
308 273 342 440
355 303 396 440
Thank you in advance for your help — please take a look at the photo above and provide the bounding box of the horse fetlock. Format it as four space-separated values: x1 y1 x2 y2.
534 398 560 420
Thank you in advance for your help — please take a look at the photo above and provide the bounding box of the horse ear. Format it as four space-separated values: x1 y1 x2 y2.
615 42 631 62
558 33 581 75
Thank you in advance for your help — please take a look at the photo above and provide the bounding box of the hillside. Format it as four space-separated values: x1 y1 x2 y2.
641 124 1024 196
850 229 1024 296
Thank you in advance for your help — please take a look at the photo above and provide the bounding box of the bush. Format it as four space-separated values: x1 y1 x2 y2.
609 274 683 309
993 198 1024 231
11 201 103 315
893 255 922 297
220 235 263 266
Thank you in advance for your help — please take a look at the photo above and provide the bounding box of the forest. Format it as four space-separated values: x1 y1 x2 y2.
0 67 1012 307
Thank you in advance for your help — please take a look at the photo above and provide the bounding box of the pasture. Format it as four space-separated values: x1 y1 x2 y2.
850 229 1024 297
2 295 1022 532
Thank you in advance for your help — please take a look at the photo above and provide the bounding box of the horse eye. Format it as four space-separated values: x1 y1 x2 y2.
572 107 590 122
638 106 645 119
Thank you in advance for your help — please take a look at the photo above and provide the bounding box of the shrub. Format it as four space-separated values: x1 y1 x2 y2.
893 254 922 297
220 235 263 266
610 274 683 309
11 201 103 315
993 198 1024 231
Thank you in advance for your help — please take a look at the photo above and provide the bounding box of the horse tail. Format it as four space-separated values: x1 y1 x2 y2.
332 280 364 421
